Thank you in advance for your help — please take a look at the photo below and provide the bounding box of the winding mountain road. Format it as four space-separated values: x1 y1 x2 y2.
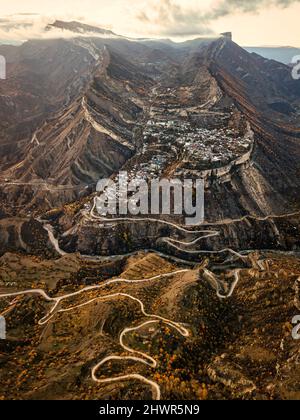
86 196 296 260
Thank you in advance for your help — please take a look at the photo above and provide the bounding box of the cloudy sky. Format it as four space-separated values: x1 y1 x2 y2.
0 0 300 46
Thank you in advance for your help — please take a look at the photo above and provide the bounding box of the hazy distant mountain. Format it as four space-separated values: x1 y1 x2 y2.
244 46 300 64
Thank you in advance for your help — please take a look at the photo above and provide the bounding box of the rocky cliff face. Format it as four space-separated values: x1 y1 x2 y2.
0 39 100 149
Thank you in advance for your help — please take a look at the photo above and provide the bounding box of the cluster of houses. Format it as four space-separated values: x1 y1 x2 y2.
124 154 169 182
180 126 252 168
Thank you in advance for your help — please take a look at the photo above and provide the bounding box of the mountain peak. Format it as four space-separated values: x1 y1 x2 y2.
46 20 119 37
